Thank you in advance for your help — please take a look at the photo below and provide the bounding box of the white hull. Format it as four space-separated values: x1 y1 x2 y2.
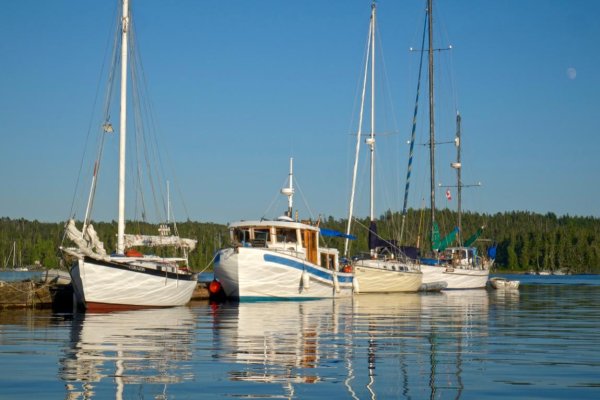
420 264 489 289
215 247 353 299
489 277 520 290
353 259 422 293
70 257 197 310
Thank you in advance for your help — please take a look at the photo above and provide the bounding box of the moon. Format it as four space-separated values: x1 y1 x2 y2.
567 67 577 80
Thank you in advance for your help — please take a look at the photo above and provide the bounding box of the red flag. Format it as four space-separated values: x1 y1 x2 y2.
445 189 452 201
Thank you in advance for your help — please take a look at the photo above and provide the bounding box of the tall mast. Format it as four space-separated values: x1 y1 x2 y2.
344 2 375 257
427 0 436 247
117 0 129 255
368 2 376 223
455 112 462 245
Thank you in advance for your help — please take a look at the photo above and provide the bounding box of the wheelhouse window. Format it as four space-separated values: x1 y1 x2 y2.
252 229 270 247
275 228 297 244
232 228 251 244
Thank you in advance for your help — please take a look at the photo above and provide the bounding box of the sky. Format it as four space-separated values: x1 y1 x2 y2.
1 0 599 225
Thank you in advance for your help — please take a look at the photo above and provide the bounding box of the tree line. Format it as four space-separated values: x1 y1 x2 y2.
1 211 599 273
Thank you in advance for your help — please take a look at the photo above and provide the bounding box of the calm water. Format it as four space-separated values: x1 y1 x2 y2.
1 274 599 399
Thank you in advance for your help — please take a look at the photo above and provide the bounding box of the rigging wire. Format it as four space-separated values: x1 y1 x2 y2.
64 4 120 234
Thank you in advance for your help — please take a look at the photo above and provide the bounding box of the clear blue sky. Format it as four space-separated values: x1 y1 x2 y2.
1 0 599 225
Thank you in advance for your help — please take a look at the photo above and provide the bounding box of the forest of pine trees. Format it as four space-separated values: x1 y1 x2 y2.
1 211 599 273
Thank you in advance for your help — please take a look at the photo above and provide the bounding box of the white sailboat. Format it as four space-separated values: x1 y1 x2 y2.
214 158 354 299
4 241 28 271
344 2 422 293
60 0 197 311
417 0 493 289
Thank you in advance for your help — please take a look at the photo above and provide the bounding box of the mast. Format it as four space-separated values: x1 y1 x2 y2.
344 2 375 257
367 1 377 258
368 1 376 224
455 112 462 245
117 0 129 255
167 180 171 224
399 11 428 246
281 158 295 219
427 0 436 249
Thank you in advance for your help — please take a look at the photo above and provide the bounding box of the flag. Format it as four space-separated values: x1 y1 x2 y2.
445 189 452 201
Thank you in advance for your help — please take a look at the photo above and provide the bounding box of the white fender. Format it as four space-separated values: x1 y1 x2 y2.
302 269 310 290
333 272 340 293
353 276 360 294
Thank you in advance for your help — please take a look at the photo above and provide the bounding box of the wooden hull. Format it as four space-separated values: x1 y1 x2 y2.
70 257 197 310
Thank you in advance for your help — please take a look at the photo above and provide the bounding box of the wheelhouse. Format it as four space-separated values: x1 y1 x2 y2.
229 220 339 270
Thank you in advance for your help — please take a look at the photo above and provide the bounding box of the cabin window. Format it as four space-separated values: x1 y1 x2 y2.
275 228 296 244
233 228 250 244
320 253 336 270
252 229 270 247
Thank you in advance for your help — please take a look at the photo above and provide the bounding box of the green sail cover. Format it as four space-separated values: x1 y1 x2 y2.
431 222 459 251
464 226 484 247
438 227 458 251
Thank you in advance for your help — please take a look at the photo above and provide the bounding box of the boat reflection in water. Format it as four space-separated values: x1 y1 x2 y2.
212 290 488 399
60 307 195 399
212 299 353 395
349 290 489 399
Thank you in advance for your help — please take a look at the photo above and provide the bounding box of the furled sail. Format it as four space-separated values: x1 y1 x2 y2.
123 234 197 251
65 219 110 260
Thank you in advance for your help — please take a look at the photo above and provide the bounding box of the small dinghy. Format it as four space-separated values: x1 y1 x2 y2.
489 277 520 290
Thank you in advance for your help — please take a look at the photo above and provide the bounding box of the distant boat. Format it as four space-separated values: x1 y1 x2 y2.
4 241 28 271
60 0 197 311
214 158 354 299
41 269 72 286
343 2 422 294
414 0 494 289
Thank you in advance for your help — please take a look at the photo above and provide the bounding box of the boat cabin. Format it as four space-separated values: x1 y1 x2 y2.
442 246 483 269
229 219 340 270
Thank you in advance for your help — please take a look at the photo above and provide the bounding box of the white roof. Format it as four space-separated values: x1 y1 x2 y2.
229 218 320 232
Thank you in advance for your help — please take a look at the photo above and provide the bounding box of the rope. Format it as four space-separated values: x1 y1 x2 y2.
197 251 219 275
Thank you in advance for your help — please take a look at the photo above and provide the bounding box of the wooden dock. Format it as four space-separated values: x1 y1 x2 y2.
0 280 56 309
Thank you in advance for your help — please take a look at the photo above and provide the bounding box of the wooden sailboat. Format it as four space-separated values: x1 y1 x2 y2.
60 0 197 311
344 2 422 293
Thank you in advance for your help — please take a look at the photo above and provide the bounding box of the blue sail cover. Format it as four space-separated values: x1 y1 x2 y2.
367 221 420 260
320 228 356 240
487 244 497 260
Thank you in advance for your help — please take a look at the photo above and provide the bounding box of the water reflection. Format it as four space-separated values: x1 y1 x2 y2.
60 307 195 399
212 299 353 392
211 291 489 399
348 291 489 399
